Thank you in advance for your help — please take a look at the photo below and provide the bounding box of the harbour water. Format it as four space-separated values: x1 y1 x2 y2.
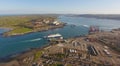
0 16 120 58
0 28 10 34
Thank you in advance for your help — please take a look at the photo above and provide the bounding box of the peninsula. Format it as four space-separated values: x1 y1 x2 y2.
0 15 65 37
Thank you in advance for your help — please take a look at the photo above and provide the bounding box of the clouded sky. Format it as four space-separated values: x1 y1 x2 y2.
0 0 120 14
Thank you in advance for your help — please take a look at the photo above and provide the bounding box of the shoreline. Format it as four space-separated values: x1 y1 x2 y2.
0 27 120 65
0 24 66 61
1 24 66 37
0 25 119 61
0 39 62 62
0 26 119 57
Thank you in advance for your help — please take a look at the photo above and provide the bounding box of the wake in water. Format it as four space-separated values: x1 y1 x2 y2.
22 38 42 42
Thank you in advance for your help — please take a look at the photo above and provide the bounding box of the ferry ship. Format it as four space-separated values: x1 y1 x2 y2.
45 33 63 41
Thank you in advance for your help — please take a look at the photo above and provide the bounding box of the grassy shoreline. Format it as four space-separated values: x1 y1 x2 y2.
2 24 65 37
0 15 65 37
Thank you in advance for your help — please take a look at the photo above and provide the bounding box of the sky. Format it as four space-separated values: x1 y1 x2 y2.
0 0 120 14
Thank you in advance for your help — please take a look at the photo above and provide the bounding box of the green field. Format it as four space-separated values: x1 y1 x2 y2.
0 15 58 36
8 27 32 34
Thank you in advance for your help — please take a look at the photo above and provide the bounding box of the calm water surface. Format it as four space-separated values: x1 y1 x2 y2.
0 16 120 58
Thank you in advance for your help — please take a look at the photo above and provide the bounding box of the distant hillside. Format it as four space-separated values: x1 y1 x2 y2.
72 14 120 20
